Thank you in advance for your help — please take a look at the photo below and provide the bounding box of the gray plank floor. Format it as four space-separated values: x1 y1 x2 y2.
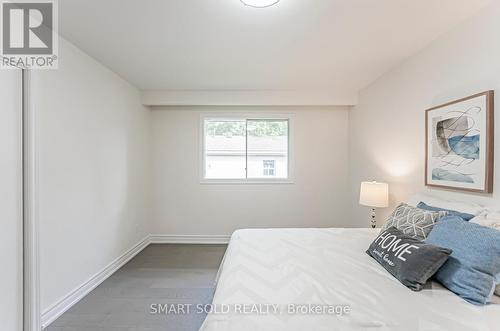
45 244 227 331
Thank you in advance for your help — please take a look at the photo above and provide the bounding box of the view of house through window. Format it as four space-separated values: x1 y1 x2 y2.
203 117 289 180
263 160 275 176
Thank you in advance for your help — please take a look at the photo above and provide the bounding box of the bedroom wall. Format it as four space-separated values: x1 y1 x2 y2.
349 3 500 227
32 38 151 312
151 106 350 235
0 69 23 331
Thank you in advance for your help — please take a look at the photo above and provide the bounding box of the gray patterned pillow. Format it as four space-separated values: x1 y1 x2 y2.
381 203 447 240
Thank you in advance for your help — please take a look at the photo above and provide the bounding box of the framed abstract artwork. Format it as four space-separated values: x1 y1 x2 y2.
425 91 494 193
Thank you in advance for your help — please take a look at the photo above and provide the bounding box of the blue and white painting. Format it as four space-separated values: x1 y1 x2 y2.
426 92 493 192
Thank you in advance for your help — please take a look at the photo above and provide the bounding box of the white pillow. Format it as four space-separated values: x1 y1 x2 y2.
470 211 500 228
485 211 500 220
407 193 485 216
470 217 500 230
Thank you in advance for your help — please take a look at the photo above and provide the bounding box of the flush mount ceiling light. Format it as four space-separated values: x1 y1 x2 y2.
240 0 280 8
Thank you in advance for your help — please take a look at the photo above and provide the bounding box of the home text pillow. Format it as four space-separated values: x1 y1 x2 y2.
382 203 447 241
407 193 484 216
426 216 500 305
417 202 475 221
366 227 452 291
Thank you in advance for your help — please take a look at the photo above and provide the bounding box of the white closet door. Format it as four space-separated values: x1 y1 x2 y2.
0 69 23 331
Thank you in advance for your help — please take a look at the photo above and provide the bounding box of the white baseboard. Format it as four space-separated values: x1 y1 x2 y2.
149 234 231 244
41 234 229 329
41 236 150 329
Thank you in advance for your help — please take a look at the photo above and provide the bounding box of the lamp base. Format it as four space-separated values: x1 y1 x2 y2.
371 208 376 229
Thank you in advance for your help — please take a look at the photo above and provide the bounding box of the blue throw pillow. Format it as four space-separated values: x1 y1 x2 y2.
426 216 500 305
417 202 475 221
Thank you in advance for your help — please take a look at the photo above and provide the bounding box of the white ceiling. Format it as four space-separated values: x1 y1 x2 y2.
59 0 490 103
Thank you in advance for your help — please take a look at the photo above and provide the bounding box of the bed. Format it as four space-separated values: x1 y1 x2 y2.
200 228 500 331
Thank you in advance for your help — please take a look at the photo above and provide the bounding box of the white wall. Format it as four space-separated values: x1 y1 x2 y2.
151 106 350 235
0 69 23 331
349 3 500 227
32 38 151 312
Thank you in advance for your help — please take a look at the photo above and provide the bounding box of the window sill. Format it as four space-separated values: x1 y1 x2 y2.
200 179 294 185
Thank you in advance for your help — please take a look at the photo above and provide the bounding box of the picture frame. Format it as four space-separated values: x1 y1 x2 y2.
425 91 494 193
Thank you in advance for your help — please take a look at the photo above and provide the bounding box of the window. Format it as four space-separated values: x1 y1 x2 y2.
263 160 275 176
201 115 290 182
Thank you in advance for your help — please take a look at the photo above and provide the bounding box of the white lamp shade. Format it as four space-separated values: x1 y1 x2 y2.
359 181 389 208
241 0 280 7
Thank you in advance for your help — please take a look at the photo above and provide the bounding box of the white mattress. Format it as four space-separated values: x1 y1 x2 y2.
200 228 500 331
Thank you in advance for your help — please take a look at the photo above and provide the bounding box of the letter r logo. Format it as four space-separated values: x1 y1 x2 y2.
2 2 53 55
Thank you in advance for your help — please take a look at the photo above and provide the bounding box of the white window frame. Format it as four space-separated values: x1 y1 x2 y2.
199 113 294 184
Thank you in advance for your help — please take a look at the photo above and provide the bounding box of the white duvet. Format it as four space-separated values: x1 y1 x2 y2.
200 228 500 331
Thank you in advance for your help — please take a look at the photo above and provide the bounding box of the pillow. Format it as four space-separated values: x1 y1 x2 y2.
470 215 500 297
407 193 484 216
417 202 475 221
426 216 500 305
366 227 452 291
486 211 500 219
381 203 447 241
470 213 500 230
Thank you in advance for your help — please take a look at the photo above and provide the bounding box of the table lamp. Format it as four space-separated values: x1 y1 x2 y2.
359 181 389 228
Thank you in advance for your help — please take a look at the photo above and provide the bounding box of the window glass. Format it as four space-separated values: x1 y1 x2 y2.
203 118 289 181
204 120 246 179
247 120 288 179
